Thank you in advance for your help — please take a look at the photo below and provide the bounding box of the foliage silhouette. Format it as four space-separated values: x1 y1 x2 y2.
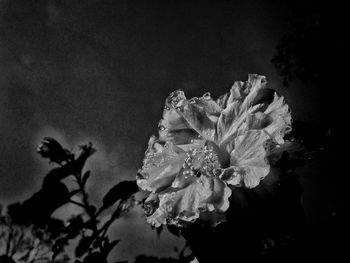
1 138 139 263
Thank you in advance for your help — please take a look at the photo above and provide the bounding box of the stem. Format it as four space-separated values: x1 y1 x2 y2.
69 200 85 208
74 172 104 253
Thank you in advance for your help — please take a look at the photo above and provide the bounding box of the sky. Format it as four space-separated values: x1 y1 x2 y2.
0 0 335 262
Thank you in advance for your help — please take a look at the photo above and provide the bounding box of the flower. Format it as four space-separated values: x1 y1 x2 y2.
37 137 74 164
137 74 291 227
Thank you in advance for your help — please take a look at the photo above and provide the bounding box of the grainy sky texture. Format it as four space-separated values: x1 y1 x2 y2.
0 0 299 202
0 0 335 262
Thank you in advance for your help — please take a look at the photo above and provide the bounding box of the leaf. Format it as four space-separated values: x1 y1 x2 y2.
84 219 97 230
53 237 69 254
83 252 106 263
63 215 84 238
75 236 94 258
72 143 96 174
102 181 139 209
8 182 70 226
42 165 74 187
103 239 120 256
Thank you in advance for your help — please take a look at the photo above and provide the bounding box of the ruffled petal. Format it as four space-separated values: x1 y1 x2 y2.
263 92 291 144
146 176 231 227
225 130 271 188
159 90 222 144
137 137 186 193
158 91 197 144
217 74 267 151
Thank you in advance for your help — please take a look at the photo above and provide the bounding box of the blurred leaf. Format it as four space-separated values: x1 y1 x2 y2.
53 237 69 254
76 236 94 258
103 239 120 256
87 205 97 216
102 181 138 209
0 255 15 263
83 252 106 263
42 166 74 187
7 181 69 226
84 219 97 230
63 216 84 238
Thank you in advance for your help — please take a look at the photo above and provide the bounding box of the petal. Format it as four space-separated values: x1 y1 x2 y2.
238 74 267 114
147 176 231 227
216 92 229 109
236 166 270 188
217 74 267 151
227 130 271 188
174 93 221 142
159 90 222 143
160 128 199 145
137 137 186 193
263 93 292 144
203 177 232 212
246 112 273 130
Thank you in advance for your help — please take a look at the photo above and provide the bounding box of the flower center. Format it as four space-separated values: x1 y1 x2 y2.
182 143 221 178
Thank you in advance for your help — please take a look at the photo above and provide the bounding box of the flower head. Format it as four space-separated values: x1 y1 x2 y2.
37 137 74 164
137 74 291 227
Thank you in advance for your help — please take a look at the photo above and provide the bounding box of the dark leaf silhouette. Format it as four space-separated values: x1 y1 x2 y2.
83 252 106 263
53 237 69 255
134 255 181 263
75 236 94 258
102 239 120 256
0 255 15 263
42 166 74 186
63 216 84 238
102 181 138 208
72 143 96 174
7 181 69 226
2 138 135 263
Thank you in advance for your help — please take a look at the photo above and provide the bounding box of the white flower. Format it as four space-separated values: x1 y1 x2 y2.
137 74 291 227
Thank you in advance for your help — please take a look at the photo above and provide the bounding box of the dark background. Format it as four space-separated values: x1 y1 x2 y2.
0 0 348 262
